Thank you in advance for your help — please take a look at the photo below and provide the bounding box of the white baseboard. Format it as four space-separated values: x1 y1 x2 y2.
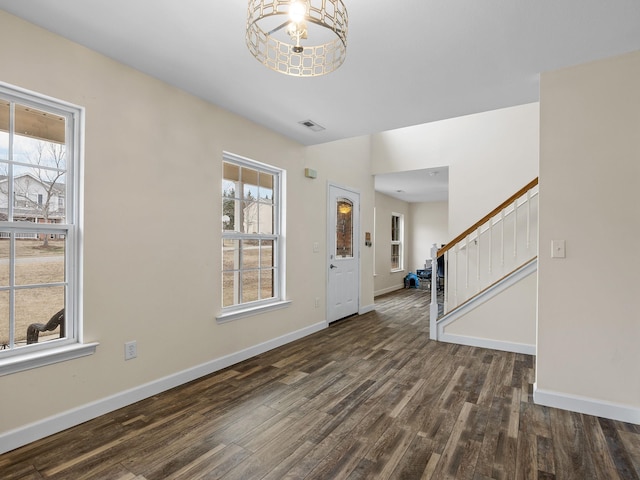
359 303 375 315
0 321 327 455
374 284 404 297
534 384 640 425
438 332 536 355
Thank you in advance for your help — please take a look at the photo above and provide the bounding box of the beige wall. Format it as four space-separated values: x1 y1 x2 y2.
373 192 411 296
537 50 640 416
442 270 537 352
371 103 539 237
409 201 448 272
0 10 374 438
305 136 376 312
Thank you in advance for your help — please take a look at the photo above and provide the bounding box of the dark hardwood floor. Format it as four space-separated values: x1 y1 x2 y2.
2 289 639 479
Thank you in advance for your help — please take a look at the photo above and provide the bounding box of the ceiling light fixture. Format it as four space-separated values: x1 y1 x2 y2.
246 0 348 77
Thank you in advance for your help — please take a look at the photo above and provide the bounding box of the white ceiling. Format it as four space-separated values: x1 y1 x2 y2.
1 1 639 201
375 167 448 204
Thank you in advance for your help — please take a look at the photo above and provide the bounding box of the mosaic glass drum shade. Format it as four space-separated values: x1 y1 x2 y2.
246 0 348 77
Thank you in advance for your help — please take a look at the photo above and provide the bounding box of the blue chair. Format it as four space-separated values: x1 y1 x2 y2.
416 268 432 289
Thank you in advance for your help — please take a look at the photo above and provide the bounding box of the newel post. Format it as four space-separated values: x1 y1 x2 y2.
430 243 438 340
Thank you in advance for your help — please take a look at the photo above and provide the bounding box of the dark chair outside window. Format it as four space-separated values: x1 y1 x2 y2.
26 309 65 344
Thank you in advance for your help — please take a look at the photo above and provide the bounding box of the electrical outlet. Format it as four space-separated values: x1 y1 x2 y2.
315 297 320 308
125 341 137 360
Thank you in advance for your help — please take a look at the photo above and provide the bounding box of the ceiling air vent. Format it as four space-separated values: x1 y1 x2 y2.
298 119 325 132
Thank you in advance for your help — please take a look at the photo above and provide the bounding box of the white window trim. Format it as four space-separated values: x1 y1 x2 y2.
0 343 98 376
373 207 377 276
0 82 94 376
391 212 404 272
216 299 291 324
217 152 287 322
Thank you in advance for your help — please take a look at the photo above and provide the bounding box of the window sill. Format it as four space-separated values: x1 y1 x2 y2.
216 300 292 324
0 342 99 376
391 269 405 274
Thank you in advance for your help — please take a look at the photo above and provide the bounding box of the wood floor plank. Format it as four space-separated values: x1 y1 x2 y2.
172 443 250 480
597 417 640 480
390 378 427 418
361 426 414 479
515 433 538 480
618 430 640 478
580 414 623 480
163 443 227 480
550 408 597 480
41 408 189 477
388 434 436 479
536 435 556 477
475 398 504 478
430 401 475 478
421 452 442 479
1 289 638 480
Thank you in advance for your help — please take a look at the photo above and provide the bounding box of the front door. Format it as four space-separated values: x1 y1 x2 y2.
327 184 360 323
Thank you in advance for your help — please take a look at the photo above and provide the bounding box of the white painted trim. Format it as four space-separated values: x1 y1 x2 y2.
534 384 640 425
358 303 375 315
374 284 404 297
438 332 535 355
0 321 326 455
0 342 98 376
436 259 537 339
216 300 292 323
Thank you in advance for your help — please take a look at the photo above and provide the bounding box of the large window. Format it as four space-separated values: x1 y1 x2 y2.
220 153 286 320
391 213 404 271
0 82 91 375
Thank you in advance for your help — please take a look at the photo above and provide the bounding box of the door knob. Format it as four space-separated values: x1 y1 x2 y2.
330 264 337 269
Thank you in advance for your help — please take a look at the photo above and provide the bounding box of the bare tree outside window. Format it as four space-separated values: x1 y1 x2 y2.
12 142 66 247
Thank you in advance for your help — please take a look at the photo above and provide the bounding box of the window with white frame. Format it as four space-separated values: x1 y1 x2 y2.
391 213 403 271
0 82 91 375
221 153 286 319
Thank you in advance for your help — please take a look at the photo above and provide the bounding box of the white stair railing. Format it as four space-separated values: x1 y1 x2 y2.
430 179 539 338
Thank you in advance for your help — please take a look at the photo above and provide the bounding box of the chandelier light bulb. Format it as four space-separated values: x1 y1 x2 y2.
289 2 306 23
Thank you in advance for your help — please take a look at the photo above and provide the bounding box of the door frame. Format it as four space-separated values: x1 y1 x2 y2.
326 182 361 323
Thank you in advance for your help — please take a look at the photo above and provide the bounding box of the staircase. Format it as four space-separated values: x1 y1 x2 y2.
429 179 539 354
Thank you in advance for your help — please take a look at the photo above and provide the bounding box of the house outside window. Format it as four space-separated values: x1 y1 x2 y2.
391 213 404 271
220 152 287 320
0 82 92 375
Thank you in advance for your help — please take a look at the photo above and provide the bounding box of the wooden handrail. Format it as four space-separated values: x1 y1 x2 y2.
437 177 538 257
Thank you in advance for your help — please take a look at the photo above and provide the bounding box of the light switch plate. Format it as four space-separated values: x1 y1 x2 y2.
551 240 566 258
